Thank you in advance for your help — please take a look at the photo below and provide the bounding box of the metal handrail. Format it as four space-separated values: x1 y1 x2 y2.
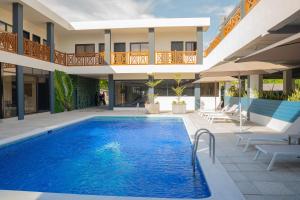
192 128 215 172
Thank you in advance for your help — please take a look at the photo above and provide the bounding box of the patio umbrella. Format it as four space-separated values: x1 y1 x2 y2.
201 61 291 132
194 76 238 111
237 32 300 66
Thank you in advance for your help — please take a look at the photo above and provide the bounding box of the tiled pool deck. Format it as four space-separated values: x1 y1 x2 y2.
0 108 300 200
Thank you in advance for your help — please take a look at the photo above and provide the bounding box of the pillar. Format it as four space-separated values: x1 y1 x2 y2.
194 73 201 110
283 70 293 95
13 3 24 120
47 22 55 114
148 28 155 65
104 29 111 65
108 74 114 110
196 27 203 64
249 74 263 98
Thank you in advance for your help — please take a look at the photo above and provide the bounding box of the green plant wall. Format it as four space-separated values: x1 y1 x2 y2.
71 75 99 109
54 71 99 113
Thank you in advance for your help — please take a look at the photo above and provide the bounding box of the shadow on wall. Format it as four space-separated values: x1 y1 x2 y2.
225 96 300 123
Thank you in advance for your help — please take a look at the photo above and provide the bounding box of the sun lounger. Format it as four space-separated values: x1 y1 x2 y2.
209 110 247 124
236 117 300 152
254 144 300 170
206 104 239 119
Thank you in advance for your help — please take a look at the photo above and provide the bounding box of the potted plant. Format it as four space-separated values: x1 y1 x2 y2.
172 74 186 114
145 79 162 114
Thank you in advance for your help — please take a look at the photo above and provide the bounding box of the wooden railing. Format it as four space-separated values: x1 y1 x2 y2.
111 51 149 65
54 50 66 66
245 0 259 14
205 0 260 56
23 38 50 61
0 30 17 53
155 51 197 64
65 52 105 66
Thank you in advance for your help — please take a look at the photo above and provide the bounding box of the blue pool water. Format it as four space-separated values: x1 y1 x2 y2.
0 117 210 198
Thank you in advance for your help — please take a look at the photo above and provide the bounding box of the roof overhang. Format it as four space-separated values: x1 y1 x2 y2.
70 18 210 31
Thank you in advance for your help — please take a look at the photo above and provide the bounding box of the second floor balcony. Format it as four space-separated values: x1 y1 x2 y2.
0 30 199 66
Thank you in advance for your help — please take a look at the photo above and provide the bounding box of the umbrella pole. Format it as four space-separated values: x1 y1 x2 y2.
214 82 217 111
238 73 242 132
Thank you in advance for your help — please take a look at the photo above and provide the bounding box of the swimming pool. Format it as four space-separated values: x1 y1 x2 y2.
0 117 210 199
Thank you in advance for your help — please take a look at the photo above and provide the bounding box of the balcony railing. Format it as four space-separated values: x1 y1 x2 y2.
24 38 50 62
65 53 105 66
111 51 149 65
0 30 17 53
205 0 260 56
54 50 66 66
155 51 197 64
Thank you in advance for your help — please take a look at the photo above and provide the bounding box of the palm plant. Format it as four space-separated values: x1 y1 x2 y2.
145 79 162 104
172 74 186 104
288 89 300 101
54 70 74 111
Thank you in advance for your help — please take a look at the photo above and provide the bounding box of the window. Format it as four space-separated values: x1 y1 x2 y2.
200 83 219 97
99 43 105 52
155 79 194 96
130 42 148 52
185 42 197 51
23 31 30 39
114 43 126 52
32 34 41 43
75 44 95 56
43 39 48 46
0 21 5 31
171 41 184 51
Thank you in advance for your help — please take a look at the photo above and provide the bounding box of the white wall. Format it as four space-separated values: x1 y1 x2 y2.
155 28 197 51
156 96 195 111
200 97 221 111
56 31 104 53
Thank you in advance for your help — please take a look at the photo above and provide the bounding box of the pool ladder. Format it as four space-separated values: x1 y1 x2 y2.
192 129 215 172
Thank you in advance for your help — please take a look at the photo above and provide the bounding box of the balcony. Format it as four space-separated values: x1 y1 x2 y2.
0 30 199 66
0 30 17 53
23 38 50 62
205 0 260 56
111 51 149 65
155 51 197 64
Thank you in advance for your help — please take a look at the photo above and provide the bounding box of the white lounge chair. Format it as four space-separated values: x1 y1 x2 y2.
254 144 300 170
206 104 239 119
236 117 300 152
209 110 247 124
198 103 227 118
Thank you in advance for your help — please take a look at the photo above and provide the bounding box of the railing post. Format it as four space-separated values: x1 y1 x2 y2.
13 2 24 120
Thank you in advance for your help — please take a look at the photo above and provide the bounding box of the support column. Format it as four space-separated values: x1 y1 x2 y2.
283 70 293 95
249 74 263 98
47 22 55 114
108 74 114 110
104 29 111 65
148 28 155 65
247 75 251 98
240 0 246 18
13 3 24 120
194 73 201 110
196 27 203 64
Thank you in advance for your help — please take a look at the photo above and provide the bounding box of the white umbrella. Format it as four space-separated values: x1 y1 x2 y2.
201 61 291 132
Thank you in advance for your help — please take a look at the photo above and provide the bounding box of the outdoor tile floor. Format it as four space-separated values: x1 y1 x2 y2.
0 108 300 200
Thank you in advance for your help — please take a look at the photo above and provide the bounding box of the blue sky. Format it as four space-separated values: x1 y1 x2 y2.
39 0 239 48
